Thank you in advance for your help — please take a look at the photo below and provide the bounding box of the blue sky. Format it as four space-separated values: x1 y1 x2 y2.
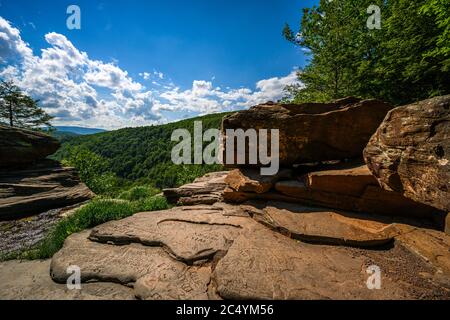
0 0 315 129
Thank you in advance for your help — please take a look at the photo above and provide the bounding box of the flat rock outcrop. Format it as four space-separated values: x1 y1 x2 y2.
0 125 60 168
43 204 450 300
163 171 228 205
221 98 393 166
213 222 449 300
0 160 94 220
364 95 450 212
0 259 135 300
89 205 251 263
51 230 212 300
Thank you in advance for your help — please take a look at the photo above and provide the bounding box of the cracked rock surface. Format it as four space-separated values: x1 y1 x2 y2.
89 205 252 263
1 202 449 300
213 223 449 300
50 230 212 300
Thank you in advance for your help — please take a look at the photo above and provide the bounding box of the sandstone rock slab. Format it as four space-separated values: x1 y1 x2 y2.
134 266 211 300
222 98 393 166
51 231 178 284
0 160 94 219
0 259 135 300
249 202 395 247
364 95 450 212
89 205 253 263
213 223 450 300
163 171 228 205
0 125 60 168
50 231 212 300
392 224 450 275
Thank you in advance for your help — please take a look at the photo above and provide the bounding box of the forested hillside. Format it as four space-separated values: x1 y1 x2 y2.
52 112 230 192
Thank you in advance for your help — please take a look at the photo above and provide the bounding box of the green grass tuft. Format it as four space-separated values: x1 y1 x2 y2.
1 195 170 261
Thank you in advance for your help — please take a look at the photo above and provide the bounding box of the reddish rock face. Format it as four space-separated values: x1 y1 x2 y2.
163 171 229 205
0 160 94 219
0 125 60 168
225 168 291 194
224 163 446 227
364 95 450 212
221 97 393 167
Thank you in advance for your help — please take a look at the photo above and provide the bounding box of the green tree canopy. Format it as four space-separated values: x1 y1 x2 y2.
284 0 450 105
0 80 53 128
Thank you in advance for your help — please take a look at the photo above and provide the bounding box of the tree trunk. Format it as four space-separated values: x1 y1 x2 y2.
9 100 13 127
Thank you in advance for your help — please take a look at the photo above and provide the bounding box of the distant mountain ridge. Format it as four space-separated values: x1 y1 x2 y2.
54 126 107 135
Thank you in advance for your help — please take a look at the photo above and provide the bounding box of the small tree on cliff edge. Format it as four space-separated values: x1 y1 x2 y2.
0 80 53 129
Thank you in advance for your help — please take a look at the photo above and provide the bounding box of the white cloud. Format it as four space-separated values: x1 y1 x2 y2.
0 16 34 64
155 70 301 115
0 16 301 129
0 17 159 129
139 72 151 80
154 71 164 79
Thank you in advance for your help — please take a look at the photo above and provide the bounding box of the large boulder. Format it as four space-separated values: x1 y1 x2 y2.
221 98 393 167
364 95 450 212
0 125 60 168
0 160 94 220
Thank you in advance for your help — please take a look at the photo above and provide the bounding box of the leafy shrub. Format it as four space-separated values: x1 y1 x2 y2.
61 146 123 195
134 195 169 212
15 196 169 260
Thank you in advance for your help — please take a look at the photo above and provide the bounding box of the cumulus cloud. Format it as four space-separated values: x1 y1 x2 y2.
0 16 33 64
0 17 159 128
0 16 301 129
154 71 301 115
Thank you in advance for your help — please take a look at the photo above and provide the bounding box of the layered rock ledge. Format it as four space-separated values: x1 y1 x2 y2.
0 124 60 168
0 160 94 220
364 95 450 212
221 97 393 167
223 164 446 229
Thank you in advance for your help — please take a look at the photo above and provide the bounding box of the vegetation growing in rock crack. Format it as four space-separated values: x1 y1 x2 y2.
1 196 170 261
